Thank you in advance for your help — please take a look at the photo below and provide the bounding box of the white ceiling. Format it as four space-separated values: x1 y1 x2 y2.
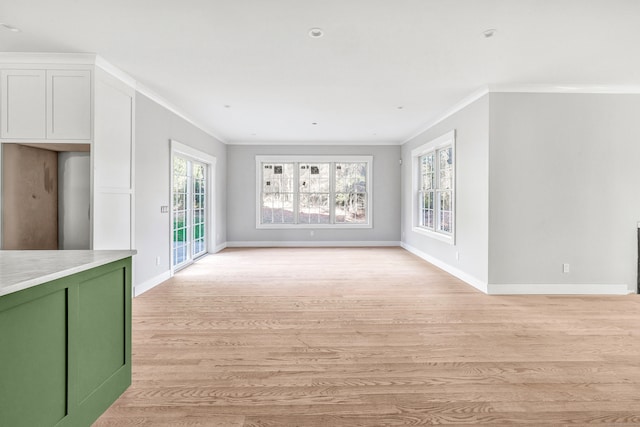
1 0 639 144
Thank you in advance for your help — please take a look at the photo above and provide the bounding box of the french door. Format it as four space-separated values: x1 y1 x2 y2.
172 155 207 269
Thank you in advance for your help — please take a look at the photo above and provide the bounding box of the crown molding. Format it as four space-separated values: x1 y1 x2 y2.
489 83 640 94
401 86 490 145
228 139 401 146
94 55 137 88
0 52 96 65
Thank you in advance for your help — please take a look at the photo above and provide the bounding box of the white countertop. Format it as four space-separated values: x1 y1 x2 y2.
0 250 137 297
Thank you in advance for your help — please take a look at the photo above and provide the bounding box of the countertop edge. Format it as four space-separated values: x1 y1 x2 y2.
0 250 137 297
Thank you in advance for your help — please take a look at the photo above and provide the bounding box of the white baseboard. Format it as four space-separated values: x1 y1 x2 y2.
134 270 171 297
488 283 632 295
400 243 632 296
226 240 401 248
400 242 488 293
214 242 228 253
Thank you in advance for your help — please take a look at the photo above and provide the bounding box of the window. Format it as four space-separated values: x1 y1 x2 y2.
412 130 455 243
256 156 372 228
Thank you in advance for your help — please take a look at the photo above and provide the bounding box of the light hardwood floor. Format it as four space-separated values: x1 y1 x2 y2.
95 247 640 426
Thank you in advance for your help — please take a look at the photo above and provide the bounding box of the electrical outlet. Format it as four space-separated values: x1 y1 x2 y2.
310 230 315 237
455 251 459 261
160 206 169 213
156 256 160 266
563 263 570 273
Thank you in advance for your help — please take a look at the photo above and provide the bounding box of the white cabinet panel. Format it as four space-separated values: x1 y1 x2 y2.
93 79 132 189
1 70 46 139
47 70 92 140
93 192 131 250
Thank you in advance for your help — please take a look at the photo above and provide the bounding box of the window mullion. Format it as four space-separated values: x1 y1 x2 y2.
329 162 336 224
435 153 440 233
293 162 300 224
186 160 193 258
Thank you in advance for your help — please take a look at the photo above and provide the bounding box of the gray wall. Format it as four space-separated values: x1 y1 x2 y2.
401 95 490 285
58 152 90 249
489 93 640 291
227 145 401 243
134 93 227 288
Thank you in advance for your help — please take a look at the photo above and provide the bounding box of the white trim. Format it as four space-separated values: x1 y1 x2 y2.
230 140 400 146
138 84 228 144
214 242 228 253
259 224 373 230
257 155 373 163
134 270 171 297
0 52 96 65
227 241 400 248
411 226 455 244
487 283 632 295
401 243 488 293
95 55 137 88
410 130 455 157
255 155 373 229
171 140 218 166
402 86 489 145
488 83 640 94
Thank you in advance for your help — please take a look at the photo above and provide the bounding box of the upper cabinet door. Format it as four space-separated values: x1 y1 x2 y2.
0 70 47 139
46 70 92 140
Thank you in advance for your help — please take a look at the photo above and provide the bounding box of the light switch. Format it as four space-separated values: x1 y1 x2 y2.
161 206 169 213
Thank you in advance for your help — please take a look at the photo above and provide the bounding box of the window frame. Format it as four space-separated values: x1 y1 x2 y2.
255 155 373 229
411 130 456 244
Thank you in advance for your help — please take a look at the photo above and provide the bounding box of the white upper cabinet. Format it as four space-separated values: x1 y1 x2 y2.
0 68 92 141
47 70 92 140
1 70 47 139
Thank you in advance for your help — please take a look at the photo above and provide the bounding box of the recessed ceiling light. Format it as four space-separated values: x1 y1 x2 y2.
311 122 318 125
308 28 324 38
224 104 231 108
397 106 404 110
483 29 497 38
0 23 21 33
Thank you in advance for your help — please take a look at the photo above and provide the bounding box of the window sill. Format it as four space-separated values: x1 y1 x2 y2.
412 226 454 244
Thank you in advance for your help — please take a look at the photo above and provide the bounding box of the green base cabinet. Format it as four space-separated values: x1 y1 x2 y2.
0 258 132 427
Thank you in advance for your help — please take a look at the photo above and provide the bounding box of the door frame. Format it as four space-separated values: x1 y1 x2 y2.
170 139 217 276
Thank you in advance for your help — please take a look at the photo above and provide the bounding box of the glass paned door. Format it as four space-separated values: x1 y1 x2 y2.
192 162 207 258
172 155 207 269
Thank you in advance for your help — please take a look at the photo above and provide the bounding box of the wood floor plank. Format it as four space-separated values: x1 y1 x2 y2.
95 247 640 426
